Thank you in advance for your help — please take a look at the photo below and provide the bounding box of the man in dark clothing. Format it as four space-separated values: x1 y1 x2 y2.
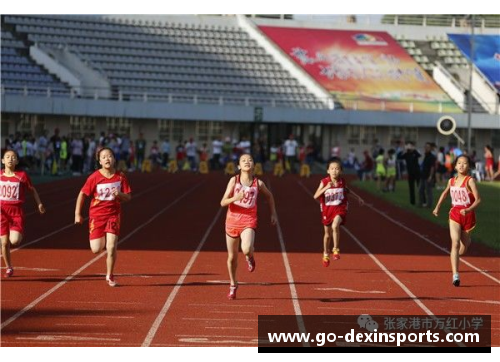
419 143 436 207
135 133 146 171
398 142 421 205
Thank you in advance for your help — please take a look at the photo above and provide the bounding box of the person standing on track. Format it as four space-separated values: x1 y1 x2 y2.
432 155 481 287
1 150 46 278
74 147 132 287
220 153 277 300
314 158 364 267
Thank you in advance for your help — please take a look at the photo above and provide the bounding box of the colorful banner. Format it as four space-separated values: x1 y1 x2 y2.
259 26 461 113
448 34 500 92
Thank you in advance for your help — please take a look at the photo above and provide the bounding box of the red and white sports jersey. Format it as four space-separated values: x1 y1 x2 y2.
226 175 259 228
319 177 348 209
0 170 33 205
449 176 475 209
81 170 131 217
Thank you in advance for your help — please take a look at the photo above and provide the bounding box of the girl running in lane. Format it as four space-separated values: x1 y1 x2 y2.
74 147 132 287
314 158 364 267
1 150 45 277
433 155 481 287
220 153 277 300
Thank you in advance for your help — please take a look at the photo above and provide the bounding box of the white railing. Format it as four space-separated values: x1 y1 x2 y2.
5 84 499 114
433 61 467 110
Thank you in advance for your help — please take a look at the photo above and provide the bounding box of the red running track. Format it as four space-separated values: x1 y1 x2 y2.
1 172 498 346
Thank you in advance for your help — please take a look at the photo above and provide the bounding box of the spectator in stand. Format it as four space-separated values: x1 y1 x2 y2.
186 138 198 172
436 146 447 190
71 136 84 175
484 145 494 181
360 150 373 181
135 133 146 171
85 135 97 172
238 136 251 155
120 134 131 169
222 137 233 165
175 141 186 169
36 131 48 176
283 134 298 174
399 142 421 206
211 137 223 170
149 141 161 169
160 138 170 169
419 142 436 208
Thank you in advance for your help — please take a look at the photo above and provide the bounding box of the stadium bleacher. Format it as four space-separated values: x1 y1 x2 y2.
1 26 71 97
2 15 326 109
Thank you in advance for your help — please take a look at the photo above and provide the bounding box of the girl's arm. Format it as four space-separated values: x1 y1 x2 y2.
31 186 46 214
313 181 330 199
462 178 481 214
74 192 87 224
258 180 277 225
432 179 451 216
220 177 243 207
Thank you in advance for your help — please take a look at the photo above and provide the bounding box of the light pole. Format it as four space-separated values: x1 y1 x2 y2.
467 14 475 152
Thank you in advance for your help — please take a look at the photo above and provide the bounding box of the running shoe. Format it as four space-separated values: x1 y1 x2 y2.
106 274 117 287
452 274 460 287
227 284 238 300
322 254 330 267
332 248 340 260
247 256 256 273
4 267 14 278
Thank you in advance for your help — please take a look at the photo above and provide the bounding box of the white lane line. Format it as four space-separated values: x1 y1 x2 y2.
189 303 274 308
1 182 202 331
141 207 222 347
176 334 256 338
178 338 257 345
363 198 500 284
13 177 176 253
268 179 310 347
314 287 386 294
0 266 59 272
16 335 121 342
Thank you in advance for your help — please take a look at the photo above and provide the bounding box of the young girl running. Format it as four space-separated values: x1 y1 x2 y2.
432 155 481 287
1 150 46 277
74 147 132 287
314 158 364 267
220 153 277 300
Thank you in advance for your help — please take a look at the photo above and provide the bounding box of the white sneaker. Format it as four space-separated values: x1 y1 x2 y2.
106 274 117 287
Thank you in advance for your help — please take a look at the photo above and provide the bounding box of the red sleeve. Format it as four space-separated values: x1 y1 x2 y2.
81 173 95 196
22 172 34 191
120 173 132 194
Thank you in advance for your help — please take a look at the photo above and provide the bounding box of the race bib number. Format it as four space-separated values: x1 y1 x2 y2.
233 185 257 209
96 181 121 201
0 181 20 201
450 186 470 207
324 188 344 206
